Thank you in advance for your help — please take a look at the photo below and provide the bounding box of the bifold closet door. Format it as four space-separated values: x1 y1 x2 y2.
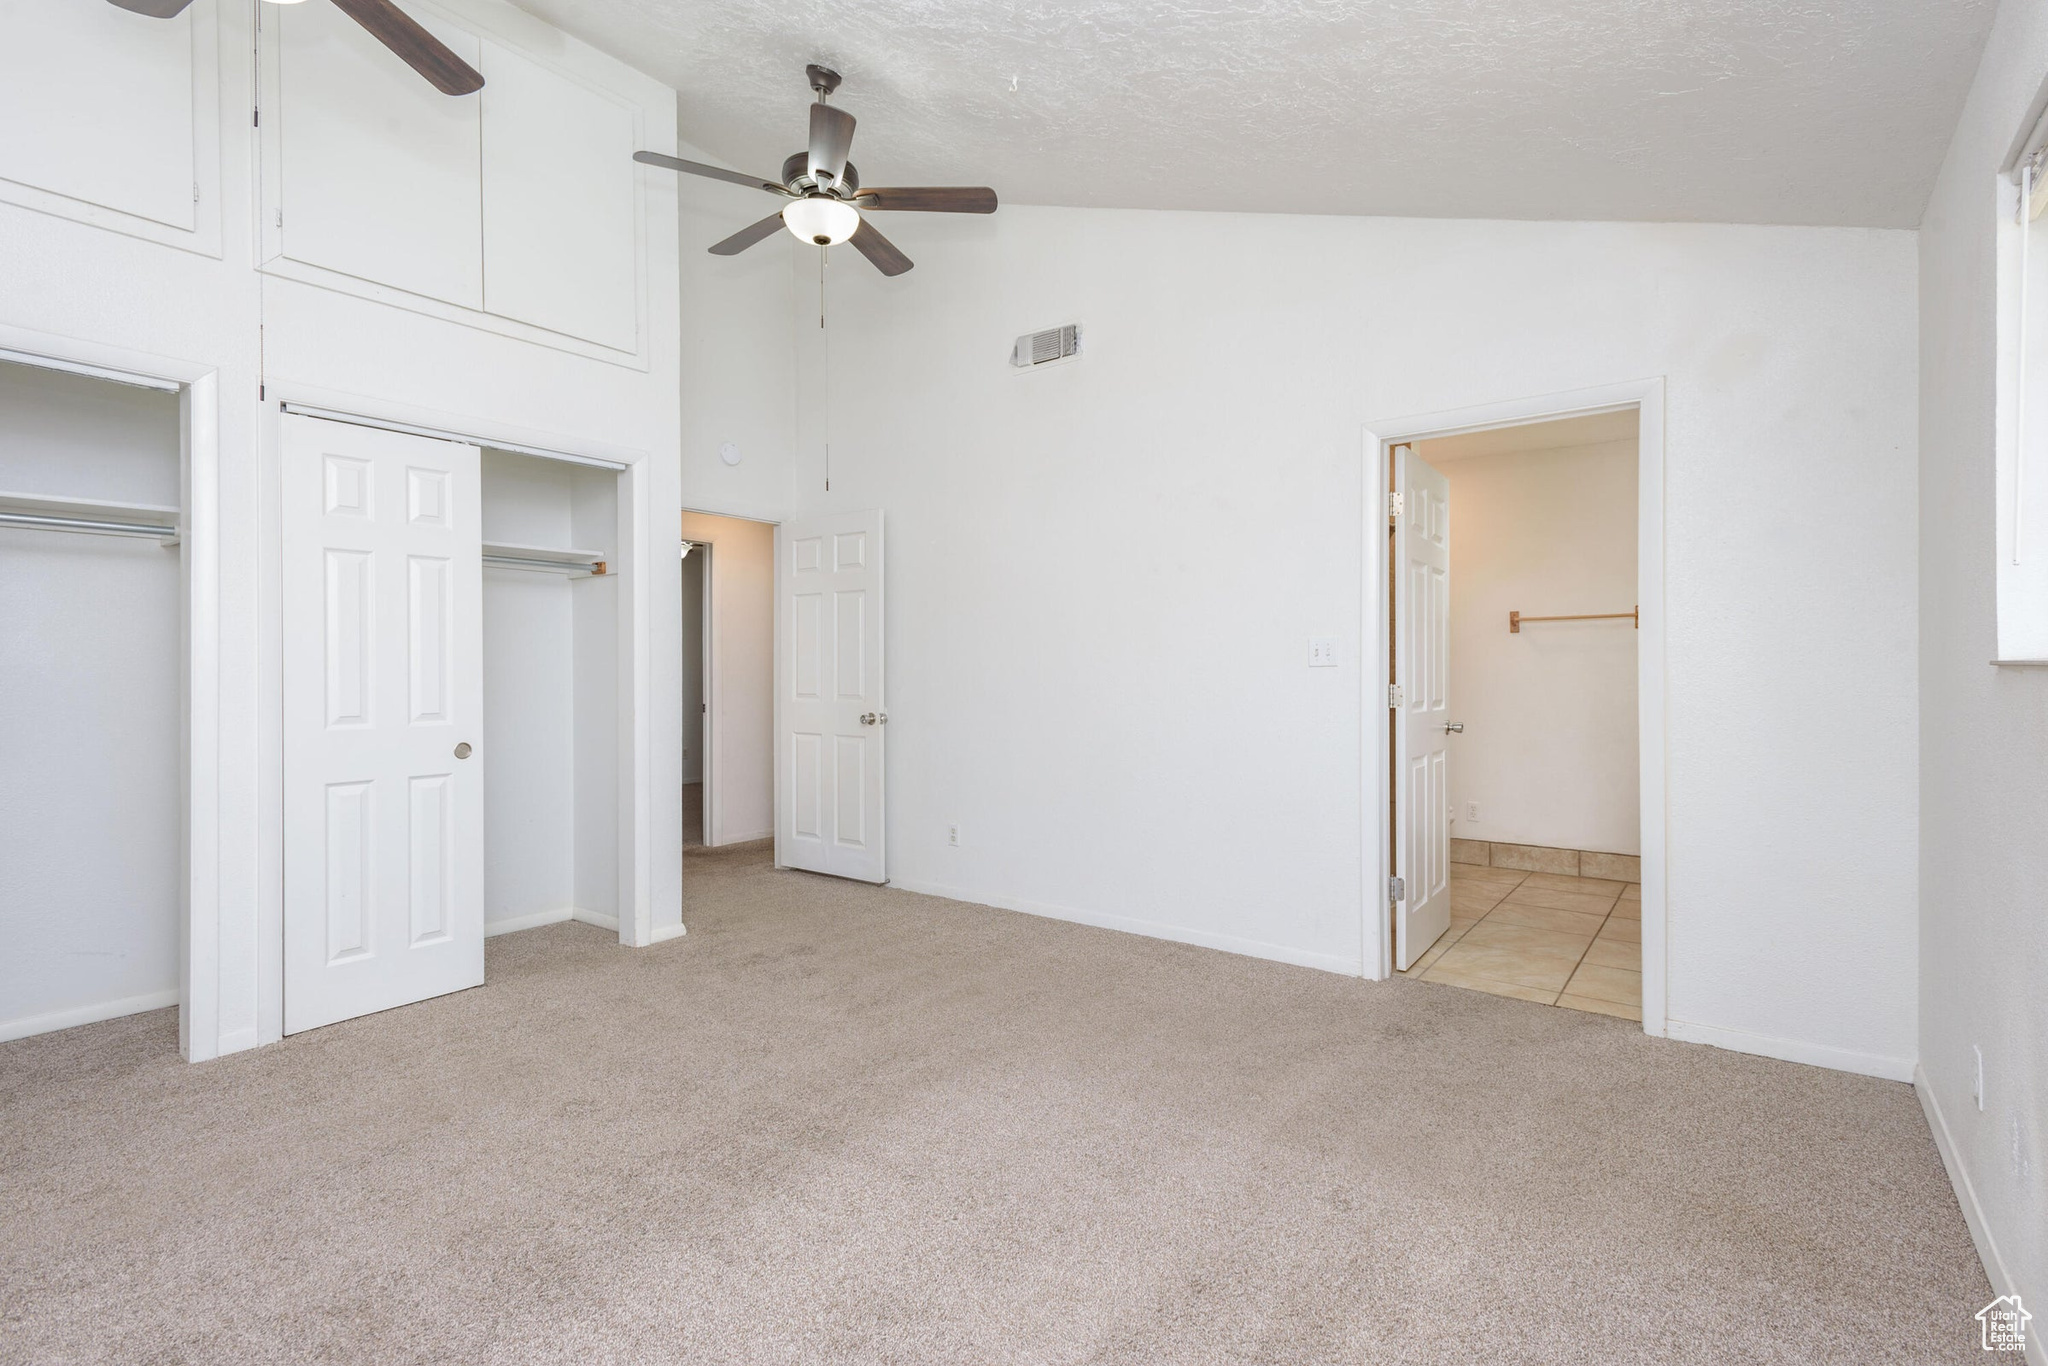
282 415 485 1033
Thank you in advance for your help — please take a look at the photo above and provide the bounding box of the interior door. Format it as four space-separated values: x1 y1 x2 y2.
282 414 485 1033
776 510 885 883
1393 444 1453 969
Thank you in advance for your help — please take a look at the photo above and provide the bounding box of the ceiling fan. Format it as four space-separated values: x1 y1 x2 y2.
636 66 996 277
106 0 484 97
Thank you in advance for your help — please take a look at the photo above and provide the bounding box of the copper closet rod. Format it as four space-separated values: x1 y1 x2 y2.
1509 606 1638 633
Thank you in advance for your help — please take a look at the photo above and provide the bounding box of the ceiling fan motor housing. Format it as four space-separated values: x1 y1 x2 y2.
781 153 859 196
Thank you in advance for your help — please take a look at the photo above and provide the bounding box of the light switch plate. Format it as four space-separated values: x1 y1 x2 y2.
1308 637 1337 667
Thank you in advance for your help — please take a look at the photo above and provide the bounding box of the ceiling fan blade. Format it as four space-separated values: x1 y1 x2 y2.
856 186 998 214
634 151 790 198
808 104 857 189
329 0 484 96
104 0 196 16
849 219 912 277
709 212 790 256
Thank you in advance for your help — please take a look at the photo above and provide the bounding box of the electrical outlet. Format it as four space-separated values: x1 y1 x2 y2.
1973 1044 1985 1111
1466 801 1480 823
948 824 960 847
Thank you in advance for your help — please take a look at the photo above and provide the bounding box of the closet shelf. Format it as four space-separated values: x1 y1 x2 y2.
0 489 181 542
481 541 608 576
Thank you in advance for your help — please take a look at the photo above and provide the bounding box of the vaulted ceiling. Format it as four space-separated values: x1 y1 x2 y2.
513 0 1996 228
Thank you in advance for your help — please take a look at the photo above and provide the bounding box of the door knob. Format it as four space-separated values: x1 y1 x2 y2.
859 713 890 727
454 742 473 758
1442 722 1464 734
860 713 877 726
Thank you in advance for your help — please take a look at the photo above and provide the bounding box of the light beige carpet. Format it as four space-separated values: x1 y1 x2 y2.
1 840 1989 1364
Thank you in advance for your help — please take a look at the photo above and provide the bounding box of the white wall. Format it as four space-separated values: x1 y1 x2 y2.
0 0 683 1056
1428 438 1639 855
793 207 1920 1079
0 363 183 1037
1916 0 2048 1322
680 511 775 844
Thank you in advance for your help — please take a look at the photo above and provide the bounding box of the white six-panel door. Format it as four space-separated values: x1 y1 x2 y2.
1394 444 1453 970
776 510 886 883
282 415 485 1033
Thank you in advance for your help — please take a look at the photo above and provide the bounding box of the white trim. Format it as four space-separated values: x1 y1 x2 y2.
713 828 775 846
279 403 627 470
0 990 181 1044
1918 1066 2046 1366
1664 1017 1914 1082
484 907 576 936
571 907 621 933
0 324 225 1063
0 347 183 393
1361 380 1670 1042
647 922 688 944
889 876 1361 978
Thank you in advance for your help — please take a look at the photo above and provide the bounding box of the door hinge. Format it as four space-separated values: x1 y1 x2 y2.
1388 875 1405 904
1387 683 1404 707
1386 490 1404 522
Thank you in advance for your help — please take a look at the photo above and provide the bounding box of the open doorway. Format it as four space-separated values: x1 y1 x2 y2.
1369 383 1665 1032
680 511 776 856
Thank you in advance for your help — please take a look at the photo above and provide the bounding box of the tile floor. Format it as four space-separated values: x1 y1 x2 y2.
1397 864 1643 1020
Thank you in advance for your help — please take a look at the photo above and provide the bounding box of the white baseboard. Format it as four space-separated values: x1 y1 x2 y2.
485 907 576 937
887 876 1360 978
571 907 620 932
709 828 773 847
1917 1065 2044 1365
1664 1017 1915 1082
647 922 688 944
0 988 179 1043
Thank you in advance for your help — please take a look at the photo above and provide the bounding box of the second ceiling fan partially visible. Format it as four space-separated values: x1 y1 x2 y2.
106 0 484 96
637 65 997 277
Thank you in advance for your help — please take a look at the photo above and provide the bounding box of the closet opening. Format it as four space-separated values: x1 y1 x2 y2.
680 510 776 857
480 448 622 941
1367 384 1666 1032
0 357 185 1043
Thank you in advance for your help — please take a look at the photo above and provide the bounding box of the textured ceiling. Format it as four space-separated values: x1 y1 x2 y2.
512 0 1996 228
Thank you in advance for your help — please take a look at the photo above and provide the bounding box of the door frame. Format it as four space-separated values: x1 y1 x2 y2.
0 325 224 1058
680 505 783 853
1361 378 1668 1039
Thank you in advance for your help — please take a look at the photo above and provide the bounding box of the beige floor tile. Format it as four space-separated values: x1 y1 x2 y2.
1518 872 1626 897
1451 883 1510 915
1580 936 1641 969
1563 963 1642 1005
1607 898 1640 921
1580 852 1642 882
1419 965 1558 1005
1482 901 1609 938
1451 866 1526 889
1501 884 1618 917
1596 917 1641 944
1432 939 1582 992
1558 992 1643 1021
1487 843 1580 875
1619 882 1642 901
1458 918 1598 954
1401 930 1461 976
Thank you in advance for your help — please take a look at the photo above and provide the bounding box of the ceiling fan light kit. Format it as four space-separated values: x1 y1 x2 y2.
636 65 999 277
783 196 860 246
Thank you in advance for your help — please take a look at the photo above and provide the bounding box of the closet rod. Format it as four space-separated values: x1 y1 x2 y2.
0 510 179 542
483 553 607 576
1509 607 1637 633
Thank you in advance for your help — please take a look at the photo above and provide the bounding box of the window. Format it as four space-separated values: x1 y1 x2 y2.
1997 105 2048 660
